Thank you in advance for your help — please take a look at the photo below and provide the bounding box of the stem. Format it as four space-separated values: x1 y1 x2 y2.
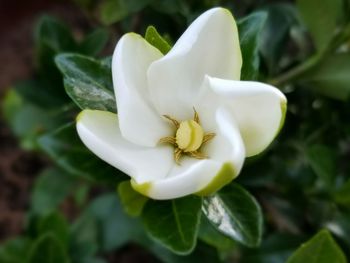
268 54 321 87
269 24 350 87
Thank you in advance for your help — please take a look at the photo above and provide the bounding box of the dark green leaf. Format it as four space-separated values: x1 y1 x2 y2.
34 15 76 99
296 0 343 51
242 233 305 263
142 195 202 255
38 123 126 184
145 26 172 54
15 80 67 108
80 28 109 56
31 168 76 215
148 241 221 263
259 4 299 74
118 181 148 217
301 54 350 100
55 53 116 112
306 144 336 187
286 230 346 263
0 238 31 263
238 12 267 80
99 0 128 25
37 212 70 248
202 183 263 247
334 179 350 205
27 234 69 263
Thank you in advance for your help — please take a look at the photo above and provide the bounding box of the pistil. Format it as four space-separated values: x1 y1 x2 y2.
159 109 215 164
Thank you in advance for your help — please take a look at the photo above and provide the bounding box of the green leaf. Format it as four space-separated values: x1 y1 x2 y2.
286 230 346 263
15 80 67 108
145 26 172 54
0 238 31 263
99 0 128 25
296 0 343 51
118 181 148 217
142 195 202 255
198 216 236 251
34 15 76 99
70 213 99 261
55 53 116 112
27 234 69 263
259 4 299 74
37 212 70 248
334 179 350 205
242 233 305 263
202 183 263 247
238 12 267 80
87 194 145 251
306 144 336 187
148 241 221 263
79 28 109 56
31 168 76 215
38 123 127 184
2 90 68 150
121 0 152 12
301 54 350 100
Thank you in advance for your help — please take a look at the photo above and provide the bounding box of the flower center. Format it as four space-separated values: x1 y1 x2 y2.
176 120 204 152
159 109 215 164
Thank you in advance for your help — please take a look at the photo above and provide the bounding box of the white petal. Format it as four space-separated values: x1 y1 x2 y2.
112 33 171 147
205 77 287 157
147 7 242 120
76 110 173 182
131 108 245 200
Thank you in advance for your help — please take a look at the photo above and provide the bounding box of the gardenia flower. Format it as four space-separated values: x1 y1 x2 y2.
76 7 287 200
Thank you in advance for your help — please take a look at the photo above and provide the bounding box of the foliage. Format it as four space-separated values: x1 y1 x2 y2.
2 0 350 262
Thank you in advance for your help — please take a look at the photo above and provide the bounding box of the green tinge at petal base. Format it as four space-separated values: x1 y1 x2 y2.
196 162 237 196
131 179 152 197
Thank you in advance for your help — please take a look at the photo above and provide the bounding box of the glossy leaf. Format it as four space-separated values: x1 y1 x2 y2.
80 28 110 56
27 234 69 263
286 230 346 263
38 123 127 184
145 26 172 54
198 216 235 251
55 53 116 112
301 54 350 100
296 0 342 51
118 181 148 217
238 12 267 80
142 195 202 255
202 183 263 247
306 144 336 187
31 168 76 215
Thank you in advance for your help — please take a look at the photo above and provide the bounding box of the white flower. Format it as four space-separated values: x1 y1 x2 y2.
76 7 287 200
